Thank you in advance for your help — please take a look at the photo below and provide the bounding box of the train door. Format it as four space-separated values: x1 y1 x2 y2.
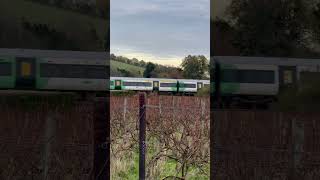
278 66 297 89
153 81 159 91
197 82 203 90
115 79 122 90
15 57 36 89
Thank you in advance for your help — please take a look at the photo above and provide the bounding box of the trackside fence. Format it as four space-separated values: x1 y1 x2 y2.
110 94 210 179
211 110 320 180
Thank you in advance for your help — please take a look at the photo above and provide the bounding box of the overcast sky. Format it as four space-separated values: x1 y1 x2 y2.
111 0 210 66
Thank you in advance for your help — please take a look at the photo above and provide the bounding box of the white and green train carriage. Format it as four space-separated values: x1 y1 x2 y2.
0 48 108 92
212 56 320 107
110 76 206 94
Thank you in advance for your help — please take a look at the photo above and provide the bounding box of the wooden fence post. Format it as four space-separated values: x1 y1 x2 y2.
139 93 146 180
94 97 109 180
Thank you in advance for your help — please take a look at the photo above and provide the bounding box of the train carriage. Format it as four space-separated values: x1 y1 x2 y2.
0 48 108 92
176 79 198 93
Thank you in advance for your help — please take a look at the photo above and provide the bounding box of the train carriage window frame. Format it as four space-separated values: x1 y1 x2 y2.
0 62 12 76
160 82 177 87
181 83 196 88
40 63 107 79
123 81 152 87
221 69 275 84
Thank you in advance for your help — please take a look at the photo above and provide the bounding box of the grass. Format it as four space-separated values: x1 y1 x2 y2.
111 136 209 179
0 0 108 50
111 60 145 77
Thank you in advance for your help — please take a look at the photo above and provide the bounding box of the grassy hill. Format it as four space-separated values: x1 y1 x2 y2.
111 60 145 77
0 0 108 51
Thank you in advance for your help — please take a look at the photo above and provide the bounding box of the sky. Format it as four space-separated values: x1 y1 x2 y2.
111 0 210 67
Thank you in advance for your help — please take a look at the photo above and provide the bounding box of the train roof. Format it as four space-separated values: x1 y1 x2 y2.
0 48 108 60
214 56 320 66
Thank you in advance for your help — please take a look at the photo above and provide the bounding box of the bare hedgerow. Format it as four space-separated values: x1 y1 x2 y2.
110 95 210 179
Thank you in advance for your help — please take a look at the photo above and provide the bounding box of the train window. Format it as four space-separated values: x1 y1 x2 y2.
0 62 12 76
123 81 152 87
86 66 108 79
221 70 238 82
221 69 274 84
160 83 177 87
181 83 196 88
110 81 114 86
40 64 107 79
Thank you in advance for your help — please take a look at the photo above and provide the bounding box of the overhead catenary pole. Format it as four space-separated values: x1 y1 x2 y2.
139 93 146 180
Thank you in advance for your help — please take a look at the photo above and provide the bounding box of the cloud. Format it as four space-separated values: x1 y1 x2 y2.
112 0 209 19
111 0 210 66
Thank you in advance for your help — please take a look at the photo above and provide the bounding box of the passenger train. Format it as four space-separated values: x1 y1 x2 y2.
1 48 320 105
212 56 320 106
110 76 210 95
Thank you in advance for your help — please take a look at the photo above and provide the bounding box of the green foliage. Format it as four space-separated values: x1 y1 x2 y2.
276 72 320 111
143 62 156 78
181 55 209 79
196 86 210 97
0 0 107 51
110 60 145 77
227 0 320 57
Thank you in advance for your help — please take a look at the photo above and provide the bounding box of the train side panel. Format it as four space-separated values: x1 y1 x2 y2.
0 56 15 89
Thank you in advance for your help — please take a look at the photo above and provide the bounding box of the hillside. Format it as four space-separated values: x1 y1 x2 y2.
0 0 108 51
111 60 145 77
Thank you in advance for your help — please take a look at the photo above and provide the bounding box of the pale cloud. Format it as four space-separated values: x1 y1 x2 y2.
111 45 183 66
111 0 210 66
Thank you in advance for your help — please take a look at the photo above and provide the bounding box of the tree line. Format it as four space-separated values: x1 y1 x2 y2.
213 0 320 58
111 54 209 80
27 0 108 19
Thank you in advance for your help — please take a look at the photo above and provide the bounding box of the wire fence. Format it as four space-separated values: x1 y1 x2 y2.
110 94 210 179
0 98 98 180
211 110 320 179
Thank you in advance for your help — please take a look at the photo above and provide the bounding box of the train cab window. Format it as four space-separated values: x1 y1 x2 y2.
160 83 177 87
0 62 12 76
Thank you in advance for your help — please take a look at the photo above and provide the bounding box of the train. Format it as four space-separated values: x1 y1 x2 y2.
0 48 108 92
110 76 210 95
212 56 320 107
1 48 320 106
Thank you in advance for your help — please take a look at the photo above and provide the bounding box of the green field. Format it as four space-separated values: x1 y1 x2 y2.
0 0 108 50
111 60 145 77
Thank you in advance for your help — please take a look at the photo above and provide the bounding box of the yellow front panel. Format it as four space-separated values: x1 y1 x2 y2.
21 62 31 77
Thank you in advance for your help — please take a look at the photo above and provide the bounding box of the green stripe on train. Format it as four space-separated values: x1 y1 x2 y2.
36 58 49 89
0 56 15 88
110 80 115 90
219 63 240 94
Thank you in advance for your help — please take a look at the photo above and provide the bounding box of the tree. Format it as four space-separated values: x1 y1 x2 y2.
143 62 156 78
227 0 310 57
181 55 209 79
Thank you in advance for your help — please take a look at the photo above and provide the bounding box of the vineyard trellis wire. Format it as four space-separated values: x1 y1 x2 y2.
110 94 210 179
